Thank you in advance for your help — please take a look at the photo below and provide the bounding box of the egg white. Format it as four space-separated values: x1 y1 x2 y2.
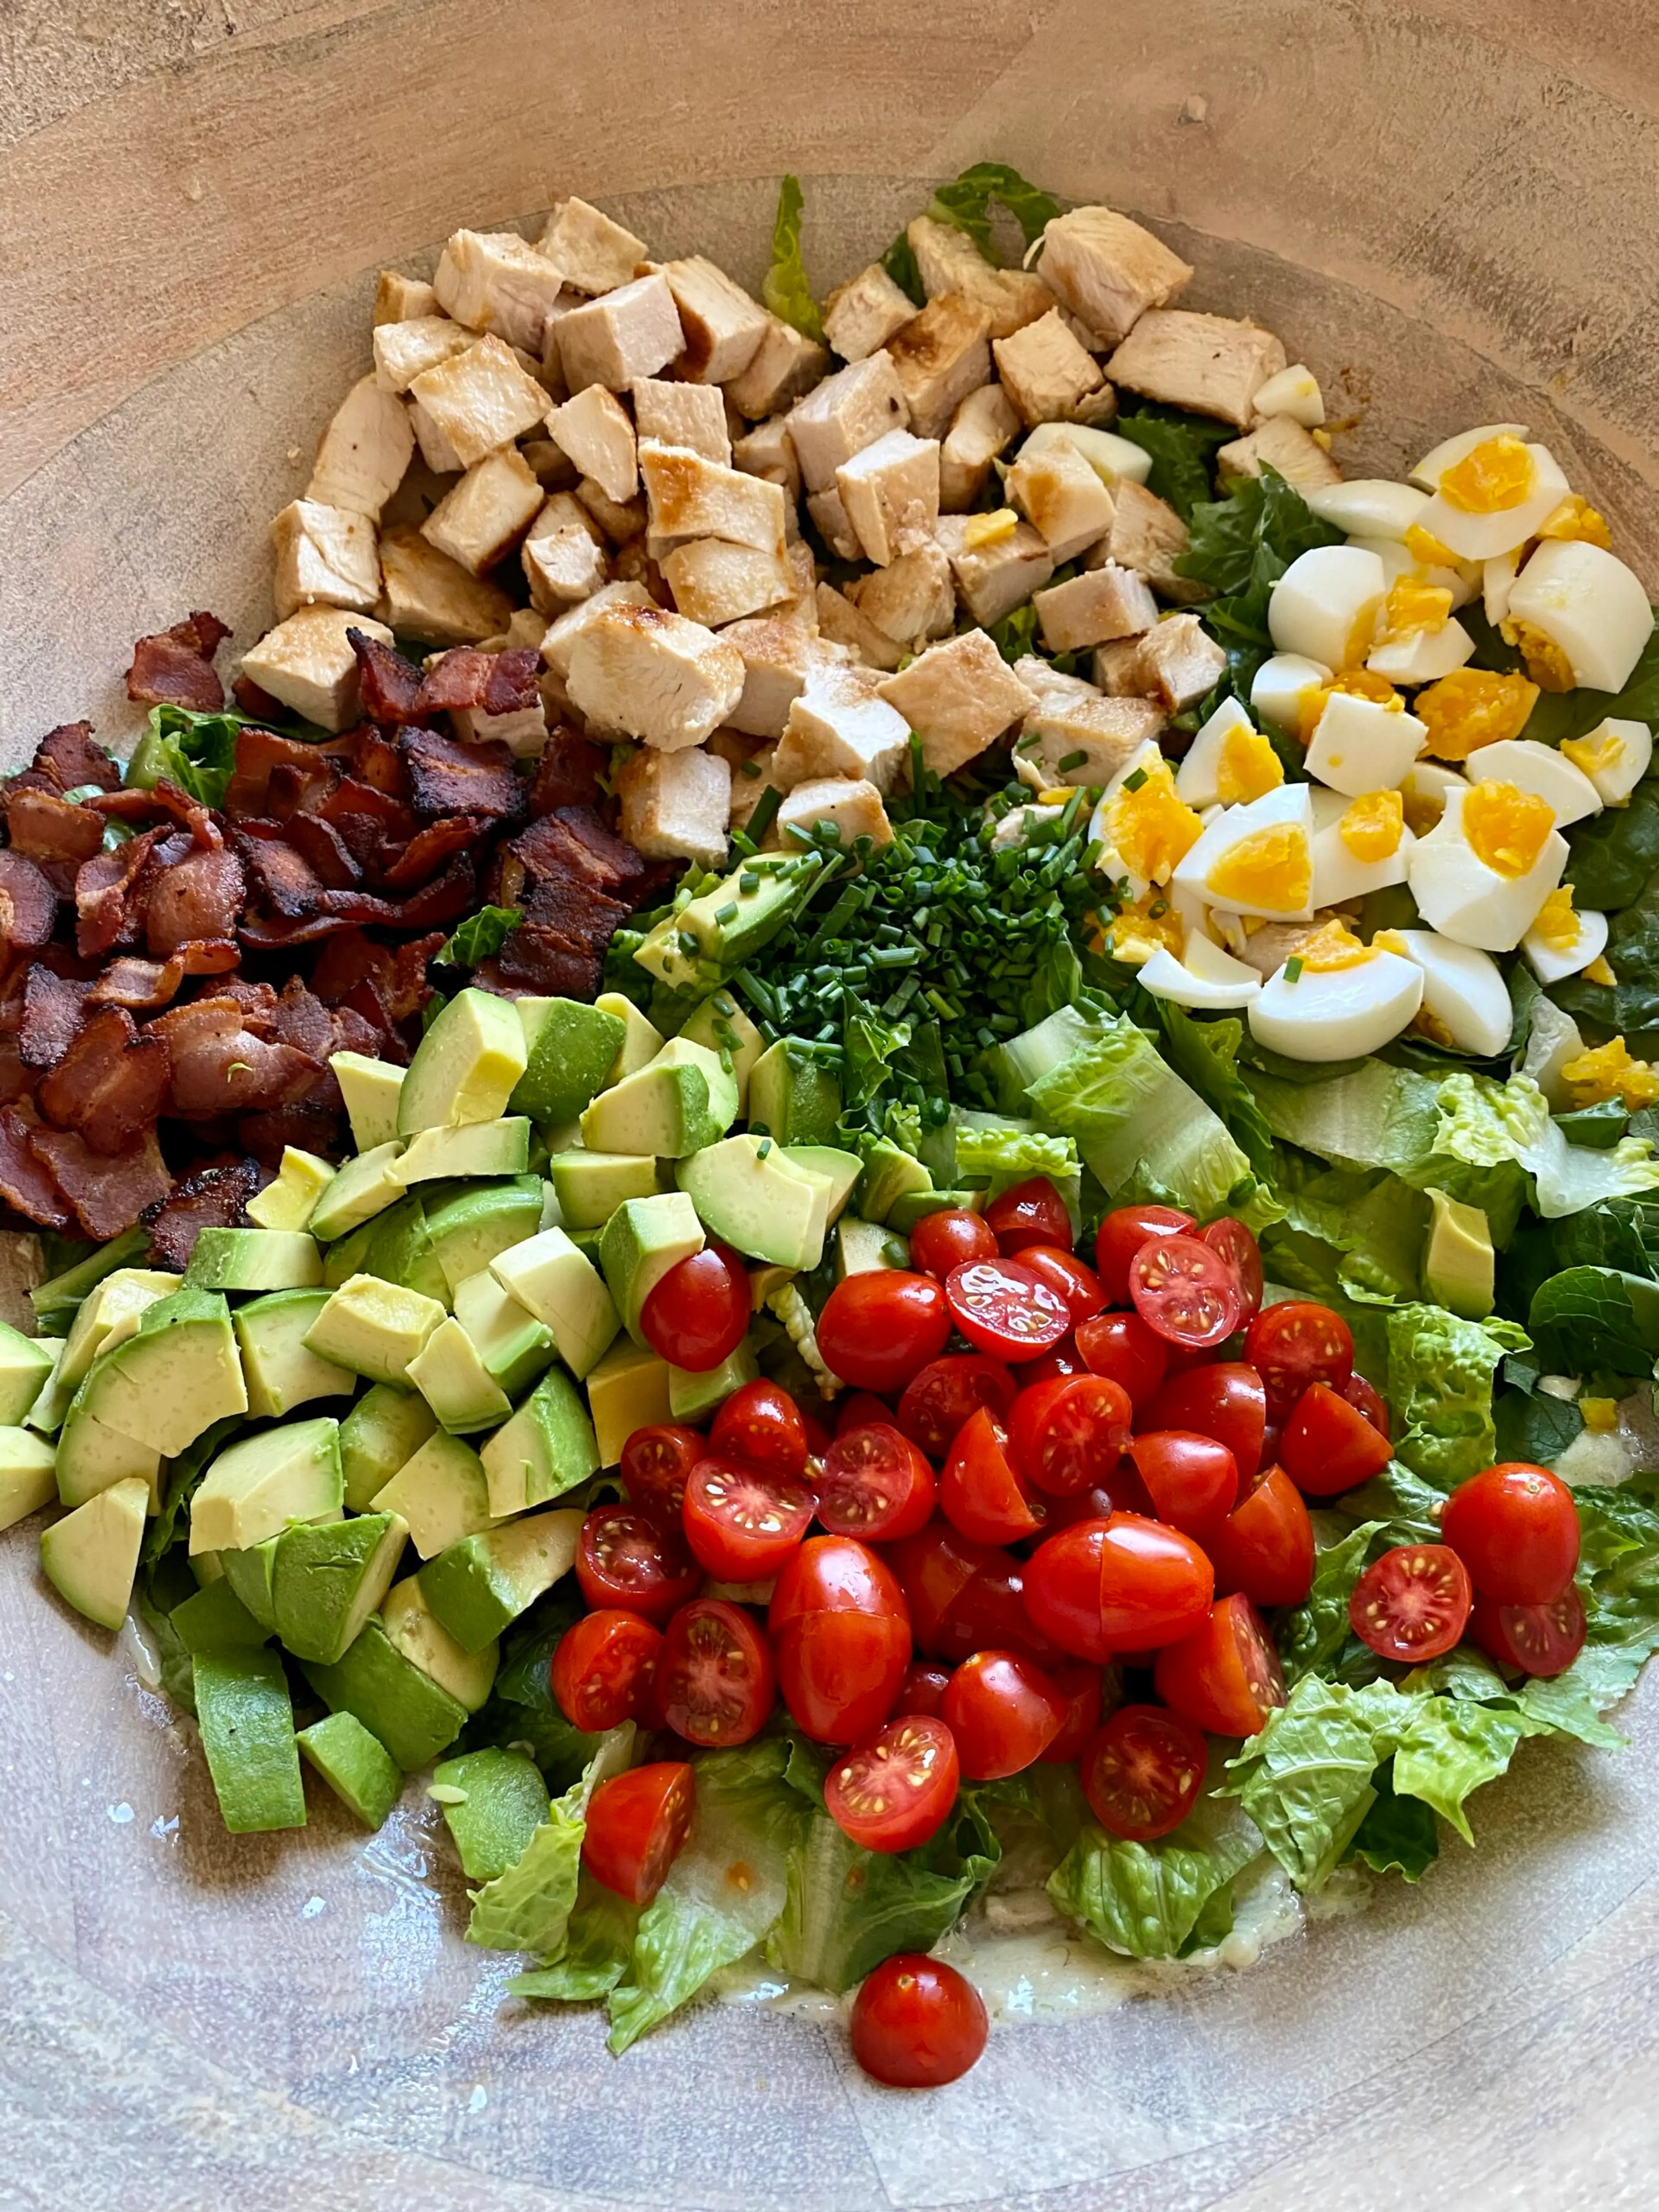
1407 781 1569 950
1247 948 1424 1060
1309 787 1415 906
1268 545 1387 669
1137 934 1264 1010
1506 540 1656 694
1461 737 1601 825
1251 652 1331 735
1304 690 1427 798
1379 929 1513 1055
1521 902 1611 986
1173 782 1316 921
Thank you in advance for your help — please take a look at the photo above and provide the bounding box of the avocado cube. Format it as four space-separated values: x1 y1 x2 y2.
79 1290 246 1461
0 1427 57 1533
297 1709 403 1829
235 1289 357 1420
171 1578 270 1654
361 1195 451 1308
57 1267 182 1398
308 1143 409 1243
632 853 822 988
748 1039 842 1146
450 1271 554 1399
782 1145 862 1224
679 989 765 1111
431 1747 550 1881
382 1575 498 1710
855 1139 933 1224
0 1323 55 1427
585 1338 674 1466
340 1383 438 1512
668 1337 759 1422
420 1507 583 1653
594 991 664 1081
185 1227 323 1293
331 1052 406 1151
195 1647 307 1833
391 1119 532 1187
598 1192 704 1346
406 1317 513 1434
1424 1188 1495 1319
322 1218 376 1287
480 1366 599 1519
547 1149 665 1230
490 1229 620 1380
303 1274 447 1387
677 1134 833 1269
246 1145 336 1233
39 1475 148 1631
188 1416 344 1557
302 1616 468 1770
836 1216 910 1278
22 1340 69 1436
424 1183 545 1299
218 1536 282 1630
270 1510 408 1666
54 1394 160 1511
581 1036 739 1159
511 997 628 1125
886 1187 976 1234
29 1225 151 1338
371 1430 497 1558
398 988 527 1136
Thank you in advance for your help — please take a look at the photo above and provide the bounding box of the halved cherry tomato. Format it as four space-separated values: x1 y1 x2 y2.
582 1761 695 1904
825 1713 960 1852
1075 1310 1169 1410
1154 1593 1286 1737
884 1523 1060 1665
909 1207 998 1278
656 1598 776 1745
896 1353 1018 1459
1279 1381 1393 1497
941 1648 1067 1778
1208 1464 1315 1609
681 1454 816 1581
639 1243 750 1371
1141 1363 1266 1477
836 1391 894 1438
1470 1583 1586 1677
1022 1338 1085 1387
1040 1660 1108 1763
1128 1429 1239 1538
551 1608 663 1731
941 1407 1046 1544
1197 1216 1264 1324
771 1534 909 1629
1008 1373 1133 1497
1129 1234 1241 1350
1244 1301 1354 1422
800 1406 833 1458
620 1423 704 1527
1094 1205 1196 1304
1349 1543 1472 1662
1442 1461 1580 1605
985 1176 1073 1255
1023 1513 1214 1661
945 1257 1070 1362
710 1379 808 1477
1042 1480 1133 1531
576 1505 702 1625
817 1271 952 1392
1081 1704 1207 1840
1342 1372 1391 1438
897 1659 952 1715
850 1955 988 2087
1019 1246 1106 1328
775 1608 912 1743
817 1423 936 1543
943 1553 1065 1666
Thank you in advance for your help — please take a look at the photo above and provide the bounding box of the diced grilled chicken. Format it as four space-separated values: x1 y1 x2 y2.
566 602 745 749
724 315 831 419
633 378 732 464
849 543 955 648
663 256 772 384
408 337 550 468
306 375 414 519
537 197 648 295
421 448 545 576
1006 441 1116 562
434 230 569 353
781 540 818 619
1216 414 1342 493
617 743 733 869
732 414 801 501
1088 480 1202 602
1106 310 1287 429
576 477 647 544
558 273 684 392
548 385 639 503
639 441 788 557
1033 562 1158 653
906 216 1054 341
836 429 941 566
775 664 911 791
522 493 609 613
786 354 910 493
373 316 474 394
240 608 394 732
885 292 994 440
728 746 780 830
661 539 795 628
540 580 655 679
805 489 862 563
823 264 918 362
1036 207 1194 346
876 629 1037 777
993 309 1107 428
374 271 439 326
270 501 381 622
720 617 850 737
1012 661 1167 788
1116 611 1228 710
453 693 549 757
934 514 1055 627
379 523 516 645
408 397 464 475
939 383 1021 511
815 583 905 674
773 775 893 851
520 436 580 493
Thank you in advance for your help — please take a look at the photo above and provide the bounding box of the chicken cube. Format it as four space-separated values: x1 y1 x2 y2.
774 776 893 852
558 273 684 393
875 630 1036 778
373 316 474 395
836 429 941 566
566 602 745 749
617 744 733 870
537 197 648 295
990 800 1066 852
1216 414 1342 493
724 315 832 419
1036 207 1194 347
815 583 906 674
1090 639 1151 696
633 378 732 464
1089 479 1201 602
270 501 380 622
662 256 772 384
638 442 788 561
240 608 394 733
940 383 1021 510
521 436 579 492
934 514 1055 627
849 542 955 648
408 337 550 468
823 264 917 362
732 414 800 501
421 447 544 576
782 539 819 615
1006 441 1116 562
521 492 608 613
907 217 1054 340
886 293 994 441
720 618 849 737
1013 661 1167 789
407 398 464 476
1131 612 1228 710
375 272 438 326
728 748 780 830
661 539 794 628
993 309 1107 429
1034 562 1158 653
433 230 568 353
575 478 647 545
453 693 549 758
547 385 639 503
786 353 910 494
540 581 655 678
775 664 911 791
306 375 414 519
379 525 515 645
1106 311 1287 430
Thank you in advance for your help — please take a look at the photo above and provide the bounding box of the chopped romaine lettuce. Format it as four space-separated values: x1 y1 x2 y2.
761 173 824 341
1048 1789 1263 1958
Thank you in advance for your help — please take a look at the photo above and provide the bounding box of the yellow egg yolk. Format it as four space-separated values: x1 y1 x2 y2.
1502 617 1577 693
1341 597 1386 670
1404 523 1462 568
1531 883 1580 953
1584 953 1617 986
1413 667 1540 761
963 507 1018 550
1217 725 1284 806
1298 668 1403 741
1205 824 1313 912
1382 575 1453 639
1106 763 1203 885
1297 921 1374 971
1103 891 1185 965
1462 780 1556 878
1338 789 1405 861
1580 1396 1620 1434
1536 494 1612 550
1437 434 1535 514
1561 730 1627 782
1561 1037 1659 1111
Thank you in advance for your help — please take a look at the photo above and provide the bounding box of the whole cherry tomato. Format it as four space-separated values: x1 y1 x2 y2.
576 1505 701 1625
1279 1382 1393 1496
1154 1593 1286 1737
824 1714 960 1852
940 1648 1068 1778
1141 1363 1266 1478
639 1243 750 1371
681 1454 816 1582
1442 1462 1580 1604
817 1422 936 1543
1008 1372 1133 1497
1040 1660 1110 1763
1128 1429 1239 1538
582 1762 695 1904
1019 1246 1106 1327
1349 1544 1472 1662
551 1608 663 1732
941 1407 1046 1545
710 1379 808 1478
1207 1464 1315 1609
1094 1205 1196 1305
775 1608 912 1743
772 1533 910 1628
896 1353 1018 1459
909 1208 998 1278
1023 1513 1214 1662
896 1659 953 1716
656 1599 776 1745
1245 1301 1355 1422
1128 1234 1242 1350
945 1257 1071 1363
1081 1704 1207 1840
817 1271 952 1392
985 1176 1073 1254
850 1955 988 2087
1470 1583 1586 1677
1075 1310 1169 1410
620 1424 704 1527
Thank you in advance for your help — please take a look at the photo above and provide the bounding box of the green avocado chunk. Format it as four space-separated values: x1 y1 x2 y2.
677 1134 832 1269
0 1323 56 1427
392 1119 532 1186
330 1052 406 1151
747 1037 842 1146
547 1150 665 1230
668 1337 759 1422
679 988 765 1111
303 1274 447 1387
580 1037 739 1159
184 1227 323 1293
449 1270 554 1400
297 1709 403 1829
245 1145 335 1232
39 1475 149 1630
479 1366 600 1519
431 1747 550 1881
0 1427 58 1533
267 1510 408 1665
420 1507 584 1653
597 1192 704 1347
195 1647 307 1833
340 1383 438 1512
511 997 628 1125
78 1289 247 1459
490 1228 619 1379
188 1417 343 1557
301 1617 469 1770
171 1578 271 1654
382 1576 498 1710
398 988 528 1135
423 1183 545 1299
235 1290 357 1420
371 1430 497 1558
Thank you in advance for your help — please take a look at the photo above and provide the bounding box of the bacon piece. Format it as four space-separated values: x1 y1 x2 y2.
236 911 360 950
0 850 59 954
89 955 188 1010
413 648 494 715
389 932 445 1021
126 613 231 713
400 727 524 824
482 926 606 1000
320 774 416 834
484 648 543 718
380 817 487 890
87 779 222 847
270 979 336 1062
310 928 392 1004
328 1003 388 1061
0 1108 70 1229
280 814 361 888
152 995 321 1116
232 674 284 721
230 826 322 918
318 854 477 930
143 1159 264 1270
348 629 426 725
38 1006 172 1155
146 843 246 956
343 727 410 798
528 725 606 817
505 804 653 903
30 1124 171 1239
32 721 121 794
74 830 162 958
237 1099 343 1167
4 787 103 864
19 969 91 1069
0 1045 30 1108
223 725 337 820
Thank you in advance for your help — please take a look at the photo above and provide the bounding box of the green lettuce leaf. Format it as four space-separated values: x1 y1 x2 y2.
509 1875 638 2002
1562 1477 1659 1710
464 1596 606 1790
1384 1303 1529 1489
1550 776 1659 915
466 1724 635 1955
1048 1792 1262 1958
1344 1761 1438 1881
439 905 522 969
124 703 249 809
1276 1522 1385 1686
1223 1677 1405 1891
1492 1354 1586 1465
1527 1265 1659 1375
1145 1002 1276 1179
762 173 825 342
880 228 925 305
1389 1695 1544 1844
842 1001 912 1110
1435 1070 1659 1222
952 1117 1079 1191
1264 1153 1429 1305
1111 403 1231 522
986 598 1042 666
1550 887 1659 1040
926 162 1060 254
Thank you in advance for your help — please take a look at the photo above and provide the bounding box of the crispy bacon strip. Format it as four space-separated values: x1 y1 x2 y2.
144 1159 263 1271
4 787 103 864
74 829 162 958
29 1123 171 1239
528 725 606 817
0 1108 70 1229
19 969 91 1069
280 814 361 889
38 1005 172 1155
348 629 426 725
126 613 231 713
88 779 222 846
223 726 337 820
380 816 486 890
152 995 321 1116
401 727 524 824
32 721 121 794
88 955 188 1010
145 843 246 957
0 851 58 955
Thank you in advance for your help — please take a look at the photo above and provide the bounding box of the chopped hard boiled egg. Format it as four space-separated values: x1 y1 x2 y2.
1367 614 1475 685
1247 937 1424 1060
1173 782 1315 921
1561 1037 1659 1111
1374 928 1513 1056
1090 746 1204 895
1399 760 1469 836
1306 480 1430 541
1252 362 1325 427
1522 885 1610 985
1410 423 1529 489
1309 786 1414 906
1269 545 1387 670
1411 667 1539 762
1560 717 1653 807
1504 540 1656 695
1018 421 1154 487
1174 698 1284 809
1414 435 1571 563
1303 687 1427 797
1459 736 1601 825
1136 933 1264 1010
1407 778 1568 950
1483 549 1520 627
1251 652 1332 735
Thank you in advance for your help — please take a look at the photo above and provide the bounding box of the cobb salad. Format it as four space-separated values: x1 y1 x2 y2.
7 162 1659 2091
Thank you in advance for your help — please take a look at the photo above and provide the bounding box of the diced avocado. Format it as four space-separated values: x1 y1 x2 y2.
341 1384 437 1512
301 1617 468 1770
479 1366 600 1518
856 1140 933 1225
78 1288 246 1460
677 1134 831 1269
783 1145 862 1224
668 1337 759 1422
419 1507 583 1653
0 1324 54 1427
598 1192 704 1347
303 1274 447 1387
171 1578 270 1653
490 1228 620 1379
266 1510 407 1665
23 1340 70 1435
308 1142 408 1243
595 991 665 1081
219 1536 281 1629
406 1316 512 1433
450 1269 554 1399
57 1267 181 1398
585 1338 673 1466
297 1709 403 1828
548 1148 665 1229
887 1188 978 1234
246 1146 335 1232
323 1218 376 1287
391 1119 532 1187
0 1427 57 1532
424 1183 545 1298
29 1224 150 1337
191 1549 224 1587
398 988 527 1135
632 853 821 988
188 1417 344 1556
680 989 765 1111
581 1037 739 1159
54 1393 160 1511
431 1746 551 1881
837 1216 909 1278
382 1575 498 1710
1424 1187 1496 1320
372 1430 497 1558
511 997 628 1124
40 1475 148 1631
235 1289 356 1420
331 1052 407 1151
185 1227 323 1293
194 1647 307 1833
361 1194 451 1308
748 1038 842 1146
747 1262 798 1309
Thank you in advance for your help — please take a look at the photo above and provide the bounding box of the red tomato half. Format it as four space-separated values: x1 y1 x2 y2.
945 1257 1071 1363
1128 1429 1239 1538
576 1505 702 1625
772 1532 909 1628
710 1380 808 1478
776 1609 912 1744
1022 1338 1085 1387
1245 1301 1355 1422
657 1599 776 1746
1008 1373 1133 1498
1081 1704 1207 1840
1198 1216 1264 1323
1142 1363 1267 1478
1094 1205 1197 1305
1154 1593 1286 1738
1040 1661 1108 1764
941 1648 1067 1778
1075 1310 1169 1410
897 1659 952 1716
1470 1583 1586 1677
1023 1513 1214 1662
1342 1372 1391 1438
681 1454 816 1582
582 1762 695 1905
1442 1461 1580 1605
1129 1234 1241 1350
850 1955 988 2088
817 1271 952 1393
825 1714 960 1853
1208 1465 1315 1609
639 1244 750 1371
909 1208 998 1278
817 1422 936 1543
1019 1246 1106 1327
985 1176 1073 1255
551 1609 663 1732
885 1523 1060 1666
1349 1544 1472 1663
896 1353 1018 1459
1279 1382 1393 1497
836 1391 893 1439
620 1424 704 1527
941 1407 1046 1545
